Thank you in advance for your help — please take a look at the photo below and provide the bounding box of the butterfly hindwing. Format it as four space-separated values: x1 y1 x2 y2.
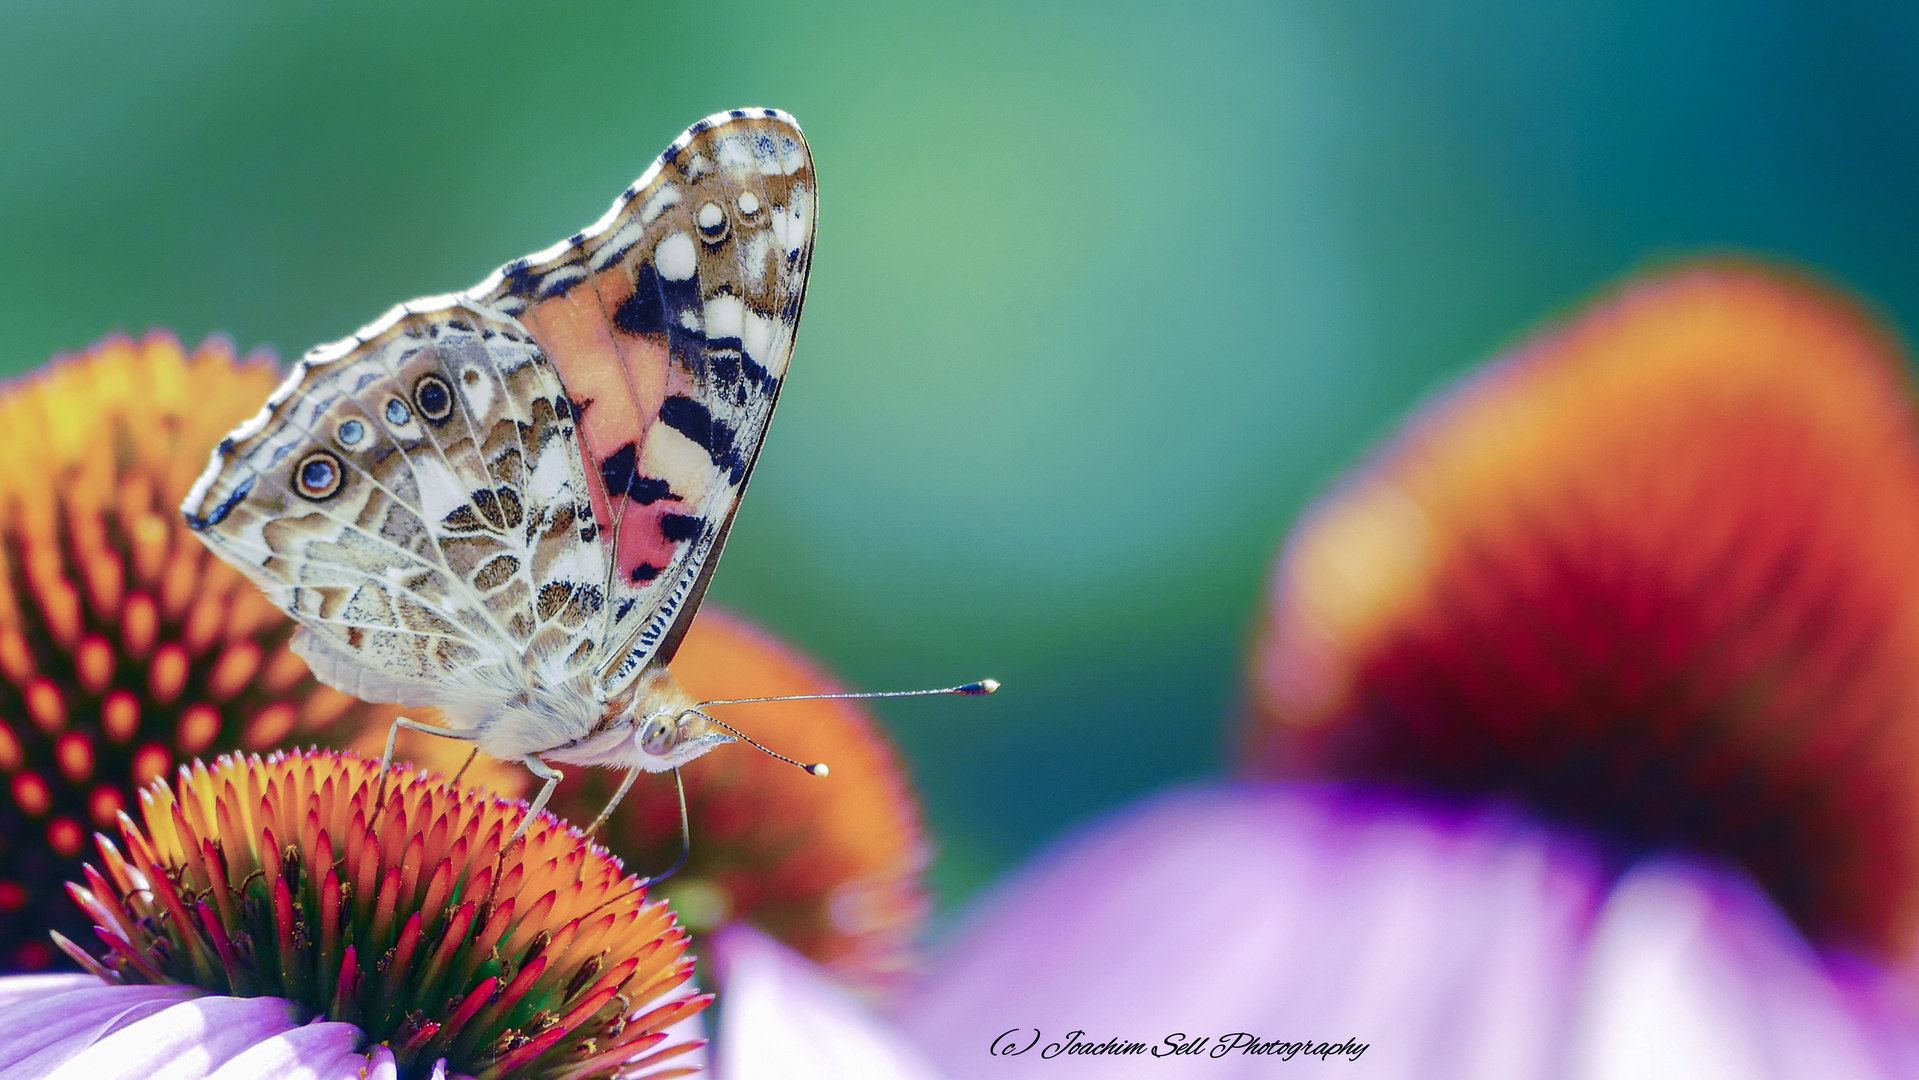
182 304 606 706
183 108 816 722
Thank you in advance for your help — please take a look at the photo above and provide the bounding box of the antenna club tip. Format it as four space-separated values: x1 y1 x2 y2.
805 763 830 777
960 678 1000 695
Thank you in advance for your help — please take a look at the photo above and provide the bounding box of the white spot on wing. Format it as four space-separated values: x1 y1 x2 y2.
412 457 468 529
641 184 681 224
706 295 744 340
715 134 756 174
641 426 715 505
742 310 774 370
776 133 805 175
736 192 760 216
741 233 772 289
656 233 698 281
770 192 811 256
590 217 644 270
460 365 495 420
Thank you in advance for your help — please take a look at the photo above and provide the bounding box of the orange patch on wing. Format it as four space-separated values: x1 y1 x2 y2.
590 259 671 426
1243 260 1919 960
522 286 653 528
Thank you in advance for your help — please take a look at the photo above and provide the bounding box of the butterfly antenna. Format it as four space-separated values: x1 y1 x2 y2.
699 678 1000 709
693 678 999 777
692 710 832 776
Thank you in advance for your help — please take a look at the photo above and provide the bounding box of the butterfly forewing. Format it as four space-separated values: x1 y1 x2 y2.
474 110 815 693
182 108 815 724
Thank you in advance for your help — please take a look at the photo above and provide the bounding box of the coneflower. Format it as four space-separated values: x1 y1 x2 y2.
1245 262 1919 960
0 333 396 970
14 748 705 1079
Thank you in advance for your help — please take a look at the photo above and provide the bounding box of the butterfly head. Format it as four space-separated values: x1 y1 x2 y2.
627 668 737 770
635 707 738 767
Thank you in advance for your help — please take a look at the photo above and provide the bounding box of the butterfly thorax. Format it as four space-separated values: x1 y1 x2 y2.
467 663 727 772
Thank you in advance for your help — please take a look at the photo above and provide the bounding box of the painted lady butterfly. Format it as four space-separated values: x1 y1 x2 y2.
180 109 893 852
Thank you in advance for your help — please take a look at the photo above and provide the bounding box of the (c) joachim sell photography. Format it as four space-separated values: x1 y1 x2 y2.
4 3 1919 1078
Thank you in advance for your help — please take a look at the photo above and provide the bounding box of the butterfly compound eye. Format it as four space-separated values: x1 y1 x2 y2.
639 714 681 757
413 374 454 422
293 450 344 501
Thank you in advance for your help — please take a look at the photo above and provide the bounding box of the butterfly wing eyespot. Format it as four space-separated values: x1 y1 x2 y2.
384 398 412 426
336 419 366 447
696 201 728 243
293 450 344 501
413 373 454 422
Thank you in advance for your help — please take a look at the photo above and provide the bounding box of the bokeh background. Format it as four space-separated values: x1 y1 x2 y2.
6 0 1919 909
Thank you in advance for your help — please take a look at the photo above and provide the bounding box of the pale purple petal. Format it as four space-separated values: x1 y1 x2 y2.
45 994 304 1080
893 784 1919 1079
0 973 99 1013
202 1021 373 1080
0 980 203 1079
1562 863 1919 1079
714 923 943 1080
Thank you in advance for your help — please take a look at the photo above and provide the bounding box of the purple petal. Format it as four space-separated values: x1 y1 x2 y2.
893 785 1919 1079
44 994 304 1080
0 973 101 1014
0 981 203 1079
1561 863 1919 1079
202 1021 370 1080
713 923 941 1080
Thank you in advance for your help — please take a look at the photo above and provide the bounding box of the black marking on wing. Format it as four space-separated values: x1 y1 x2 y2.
659 513 702 542
629 562 664 584
599 443 678 505
659 395 744 483
613 264 667 335
184 475 254 531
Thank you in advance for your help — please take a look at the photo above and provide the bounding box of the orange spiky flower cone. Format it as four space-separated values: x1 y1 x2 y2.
0 333 396 970
1244 261 1919 960
62 748 707 1079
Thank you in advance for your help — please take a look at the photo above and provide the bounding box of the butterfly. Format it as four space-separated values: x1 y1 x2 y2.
180 108 919 859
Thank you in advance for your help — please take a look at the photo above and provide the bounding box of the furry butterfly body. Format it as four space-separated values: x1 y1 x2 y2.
182 109 816 793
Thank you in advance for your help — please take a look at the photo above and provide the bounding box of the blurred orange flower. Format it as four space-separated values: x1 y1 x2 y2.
1244 262 1919 960
0 333 396 970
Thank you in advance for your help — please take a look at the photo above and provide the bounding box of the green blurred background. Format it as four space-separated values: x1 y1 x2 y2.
6 0 1919 911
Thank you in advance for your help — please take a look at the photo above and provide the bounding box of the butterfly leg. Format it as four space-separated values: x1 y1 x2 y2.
380 715 480 771
374 716 481 829
508 755 564 848
584 764 642 837
449 746 481 786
